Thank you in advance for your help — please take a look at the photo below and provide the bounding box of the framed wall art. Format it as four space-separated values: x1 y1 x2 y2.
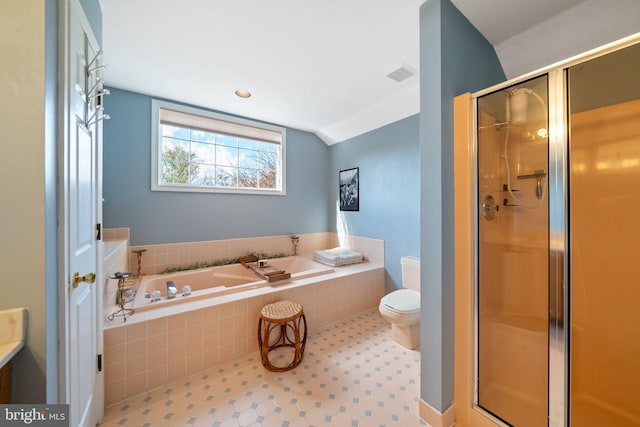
339 167 359 211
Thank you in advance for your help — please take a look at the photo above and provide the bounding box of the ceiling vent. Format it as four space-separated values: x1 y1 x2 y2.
386 65 416 82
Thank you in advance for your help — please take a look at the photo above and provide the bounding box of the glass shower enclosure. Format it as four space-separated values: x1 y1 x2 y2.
474 39 640 426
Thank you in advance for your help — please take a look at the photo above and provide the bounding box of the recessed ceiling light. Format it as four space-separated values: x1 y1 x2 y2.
235 89 251 98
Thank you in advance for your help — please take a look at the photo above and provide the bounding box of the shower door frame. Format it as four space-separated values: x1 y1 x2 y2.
470 34 640 427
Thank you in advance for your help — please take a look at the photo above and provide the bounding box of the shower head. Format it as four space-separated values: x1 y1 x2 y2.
506 88 547 126
506 88 531 125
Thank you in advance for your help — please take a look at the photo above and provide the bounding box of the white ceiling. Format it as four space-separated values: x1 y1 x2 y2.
101 0 639 145
451 0 585 46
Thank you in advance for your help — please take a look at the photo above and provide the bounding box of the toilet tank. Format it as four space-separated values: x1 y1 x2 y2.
401 256 421 292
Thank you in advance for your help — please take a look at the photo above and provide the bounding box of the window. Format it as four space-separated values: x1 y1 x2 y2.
151 100 286 194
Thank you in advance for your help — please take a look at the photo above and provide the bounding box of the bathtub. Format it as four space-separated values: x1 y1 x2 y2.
132 255 334 312
103 251 385 406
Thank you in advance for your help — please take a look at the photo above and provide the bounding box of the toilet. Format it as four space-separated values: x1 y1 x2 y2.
379 256 420 349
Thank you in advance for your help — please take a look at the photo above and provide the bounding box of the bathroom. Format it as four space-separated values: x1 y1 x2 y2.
1 0 639 426
98 88 420 414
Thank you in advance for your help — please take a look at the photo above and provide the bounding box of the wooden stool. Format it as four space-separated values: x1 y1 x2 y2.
257 300 307 371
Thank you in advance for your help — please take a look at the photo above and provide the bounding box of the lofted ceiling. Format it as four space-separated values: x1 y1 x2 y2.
101 0 638 145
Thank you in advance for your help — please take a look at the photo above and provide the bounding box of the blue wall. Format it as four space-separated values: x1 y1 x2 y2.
79 0 102 46
103 88 330 245
329 115 420 292
104 89 419 292
419 0 505 413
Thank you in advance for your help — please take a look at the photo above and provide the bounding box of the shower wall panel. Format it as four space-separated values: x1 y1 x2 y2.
569 97 640 427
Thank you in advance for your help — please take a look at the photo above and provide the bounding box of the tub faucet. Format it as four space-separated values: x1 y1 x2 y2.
290 234 300 255
166 281 178 299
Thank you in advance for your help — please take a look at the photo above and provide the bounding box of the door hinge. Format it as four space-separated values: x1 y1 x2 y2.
96 223 102 241
97 354 102 372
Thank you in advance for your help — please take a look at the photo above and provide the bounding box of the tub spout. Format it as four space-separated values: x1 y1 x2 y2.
166 281 178 299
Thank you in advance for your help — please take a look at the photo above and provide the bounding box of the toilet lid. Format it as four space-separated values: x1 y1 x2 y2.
381 289 420 313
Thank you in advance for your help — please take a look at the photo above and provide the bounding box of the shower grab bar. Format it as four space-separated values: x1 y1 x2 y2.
517 170 547 199
517 170 547 180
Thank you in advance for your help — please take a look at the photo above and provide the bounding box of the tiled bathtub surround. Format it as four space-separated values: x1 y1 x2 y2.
102 232 383 322
103 262 384 405
126 232 383 276
102 238 129 319
128 233 333 276
100 309 425 426
103 227 130 241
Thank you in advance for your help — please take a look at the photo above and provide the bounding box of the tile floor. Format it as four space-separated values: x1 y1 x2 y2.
99 309 426 427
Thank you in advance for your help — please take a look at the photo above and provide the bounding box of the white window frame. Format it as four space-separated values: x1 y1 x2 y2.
151 99 286 195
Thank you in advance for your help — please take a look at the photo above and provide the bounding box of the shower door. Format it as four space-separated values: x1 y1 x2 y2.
568 42 640 427
476 75 550 426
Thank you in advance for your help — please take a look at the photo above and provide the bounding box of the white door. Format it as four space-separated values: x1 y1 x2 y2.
63 1 103 425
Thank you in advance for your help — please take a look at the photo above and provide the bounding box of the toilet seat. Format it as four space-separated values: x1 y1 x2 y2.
380 289 420 314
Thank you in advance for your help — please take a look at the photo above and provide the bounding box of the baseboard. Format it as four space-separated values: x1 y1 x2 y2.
419 399 456 427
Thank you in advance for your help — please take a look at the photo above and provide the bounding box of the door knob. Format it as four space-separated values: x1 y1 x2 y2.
73 272 96 288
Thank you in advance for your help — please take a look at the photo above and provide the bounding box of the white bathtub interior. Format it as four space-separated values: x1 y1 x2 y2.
130 256 335 313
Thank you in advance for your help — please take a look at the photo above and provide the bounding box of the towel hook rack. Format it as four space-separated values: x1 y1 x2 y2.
83 49 110 127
